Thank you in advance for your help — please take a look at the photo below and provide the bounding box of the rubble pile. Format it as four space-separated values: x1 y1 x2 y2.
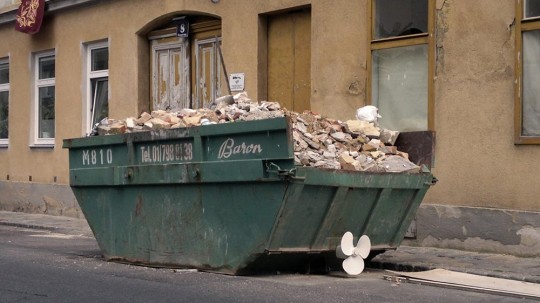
92 93 285 136
288 111 419 173
92 93 420 173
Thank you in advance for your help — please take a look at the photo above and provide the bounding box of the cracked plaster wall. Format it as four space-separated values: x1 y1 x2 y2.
425 0 540 213
0 181 82 218
405 204 540 257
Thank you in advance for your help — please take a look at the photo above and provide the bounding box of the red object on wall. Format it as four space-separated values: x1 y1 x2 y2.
15 0 45 34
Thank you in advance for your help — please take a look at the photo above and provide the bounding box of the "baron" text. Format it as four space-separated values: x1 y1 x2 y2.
217 138 262 159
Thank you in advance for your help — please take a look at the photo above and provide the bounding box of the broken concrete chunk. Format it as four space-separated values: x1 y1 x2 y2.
380 129 400 146
178 108 198 117
380 145 398 155
96 125 111 136
378 155 421 173
323 150 336 159
345 120 380 137
362 143 377 152
330 132 350 142
370 151 386 159
295 122 308 134
168 114 182 124
98 122 126 135
136 112 152 125
396 151 410 161
307 151 323 162
126 117 137 129
145 118 171 130
171 121 187 129
151 110 168 119
338 154 357 170
183 115 202 126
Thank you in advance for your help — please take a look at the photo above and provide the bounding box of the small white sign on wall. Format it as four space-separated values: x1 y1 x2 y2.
229 73 245 92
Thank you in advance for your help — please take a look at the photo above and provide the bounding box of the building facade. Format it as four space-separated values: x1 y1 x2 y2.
0 0 539 256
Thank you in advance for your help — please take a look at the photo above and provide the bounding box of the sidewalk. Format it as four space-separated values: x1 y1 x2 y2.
0 210 93 237
370 246 540 284
1 211 539 283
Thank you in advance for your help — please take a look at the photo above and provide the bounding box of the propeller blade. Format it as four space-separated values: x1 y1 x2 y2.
342 256 365 275
356 235 371 259
336 245 348 259
340 231 355 256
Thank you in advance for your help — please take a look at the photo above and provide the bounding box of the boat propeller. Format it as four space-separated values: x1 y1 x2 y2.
336 232 371 275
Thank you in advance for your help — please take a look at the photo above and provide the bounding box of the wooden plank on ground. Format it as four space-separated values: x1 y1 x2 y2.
384 269 540 300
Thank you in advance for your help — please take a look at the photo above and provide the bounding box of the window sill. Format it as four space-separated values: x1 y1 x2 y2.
29 144 55 149
514 136 540 145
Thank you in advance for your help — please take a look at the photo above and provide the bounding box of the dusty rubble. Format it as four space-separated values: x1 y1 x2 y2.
288 111 419 173
92 93 420 173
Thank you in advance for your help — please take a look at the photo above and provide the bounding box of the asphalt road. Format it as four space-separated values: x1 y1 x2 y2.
0 225 534 303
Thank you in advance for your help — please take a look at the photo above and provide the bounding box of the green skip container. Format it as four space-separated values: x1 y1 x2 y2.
63 117 436 274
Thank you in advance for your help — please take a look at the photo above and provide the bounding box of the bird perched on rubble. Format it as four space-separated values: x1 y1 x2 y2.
356 105 382 123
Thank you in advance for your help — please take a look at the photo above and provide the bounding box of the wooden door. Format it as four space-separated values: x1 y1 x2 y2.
190 21 223 109
150 36 190 111
149 19 223 111
192 37 222 109
268 9 311 112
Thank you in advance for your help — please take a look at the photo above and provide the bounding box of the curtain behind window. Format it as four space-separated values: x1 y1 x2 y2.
522 30 540 136
372 44 428 131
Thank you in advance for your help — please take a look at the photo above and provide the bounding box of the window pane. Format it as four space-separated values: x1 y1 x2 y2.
91 78 108 127
525 0 540 18
91 48 109 71
0 63 8 84
38 86 55 138
373 0 428 40
522 30 540 136
0 91 8 139
39 56 55 79
372 44 428 131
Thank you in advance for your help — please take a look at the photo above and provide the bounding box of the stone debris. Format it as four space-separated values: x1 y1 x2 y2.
288 110 420 173
91 93 420 173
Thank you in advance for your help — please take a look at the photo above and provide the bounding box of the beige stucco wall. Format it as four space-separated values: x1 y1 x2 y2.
0 0 539 213
427 0 540 211
310 0 368 119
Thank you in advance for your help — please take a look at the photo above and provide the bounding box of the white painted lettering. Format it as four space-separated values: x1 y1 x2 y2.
107 149 113 164
82 150 90 165
217 138 263 159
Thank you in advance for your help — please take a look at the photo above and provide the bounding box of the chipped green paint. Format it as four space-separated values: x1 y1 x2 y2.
63 117 435 274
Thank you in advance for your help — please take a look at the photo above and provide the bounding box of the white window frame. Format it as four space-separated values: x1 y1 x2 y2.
0 57 9 146
32 50 55 147
84 40 109 135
